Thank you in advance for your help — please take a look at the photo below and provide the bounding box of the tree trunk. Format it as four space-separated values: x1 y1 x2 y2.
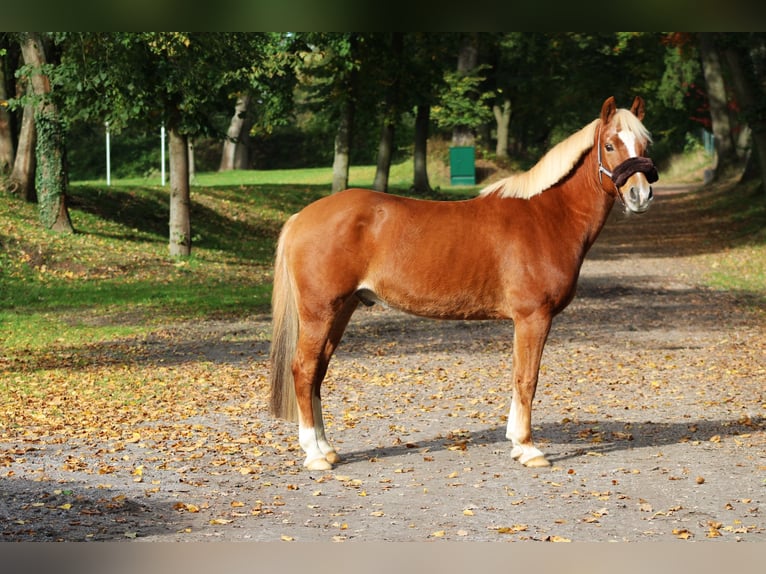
34 108 73 232
413 104 432 194
493 97 511 159
0 59 14 175
372 33 403 193
219 93 251 171
722 40 766 193
331 101 353 193
20 32 73 232
452 33 478 148
8 103 36 201
168 127 191 257
373 121 394 192
187 138 196 183
698 33 740 177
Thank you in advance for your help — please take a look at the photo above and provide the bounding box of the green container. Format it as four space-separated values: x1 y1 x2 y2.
449 146 476 185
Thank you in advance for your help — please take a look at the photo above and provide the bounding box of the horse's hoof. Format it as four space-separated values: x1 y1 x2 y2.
324 450 341 465
522 455 551 468
305 457 333 471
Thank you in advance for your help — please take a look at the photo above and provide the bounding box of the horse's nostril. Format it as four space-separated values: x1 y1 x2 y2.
648 187 654 200
629 187 639 203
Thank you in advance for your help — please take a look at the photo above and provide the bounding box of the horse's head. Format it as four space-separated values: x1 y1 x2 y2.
597 96 658 213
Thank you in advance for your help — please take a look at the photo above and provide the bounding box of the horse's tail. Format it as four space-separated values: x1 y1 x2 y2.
269 216 299 422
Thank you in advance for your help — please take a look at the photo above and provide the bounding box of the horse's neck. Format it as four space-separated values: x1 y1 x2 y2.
559 152 616 252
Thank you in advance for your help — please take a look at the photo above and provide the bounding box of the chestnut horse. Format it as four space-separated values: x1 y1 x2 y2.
269 96 658 470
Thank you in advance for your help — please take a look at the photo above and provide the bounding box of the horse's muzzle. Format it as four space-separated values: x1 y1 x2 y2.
614 157 658 213
626 184 653 213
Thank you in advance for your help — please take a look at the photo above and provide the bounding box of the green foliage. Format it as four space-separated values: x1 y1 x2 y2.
51 33 297 139
432 65 494 132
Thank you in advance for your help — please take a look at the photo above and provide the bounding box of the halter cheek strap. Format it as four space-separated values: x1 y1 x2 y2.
597 131 614 187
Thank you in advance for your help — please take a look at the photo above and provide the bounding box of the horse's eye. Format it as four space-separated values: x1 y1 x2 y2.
605 143 614 152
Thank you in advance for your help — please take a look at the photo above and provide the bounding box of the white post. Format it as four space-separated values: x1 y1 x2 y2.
105 121 111 186
161 125 166 186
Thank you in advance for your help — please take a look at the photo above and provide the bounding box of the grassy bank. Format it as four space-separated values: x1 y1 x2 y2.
0 180 323 351
699 180 766 309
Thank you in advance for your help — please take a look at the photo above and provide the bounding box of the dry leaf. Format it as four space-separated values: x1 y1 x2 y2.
174 502 200 513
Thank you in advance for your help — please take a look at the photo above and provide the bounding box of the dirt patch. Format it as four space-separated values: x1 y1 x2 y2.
1 184 764 542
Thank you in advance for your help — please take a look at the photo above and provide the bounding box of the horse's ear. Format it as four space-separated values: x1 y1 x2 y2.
600 96 617 124
630 96 646 121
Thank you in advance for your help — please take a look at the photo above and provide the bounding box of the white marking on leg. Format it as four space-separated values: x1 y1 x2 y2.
505 396 521 442
505 396 549 467
299 421 332 471
312 395 339 463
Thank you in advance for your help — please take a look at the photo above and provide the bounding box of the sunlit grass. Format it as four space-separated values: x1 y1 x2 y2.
698 180 766 309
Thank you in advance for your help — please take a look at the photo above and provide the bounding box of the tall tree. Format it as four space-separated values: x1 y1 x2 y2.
219 93 252 171
452 33 480 147
0 44 14 175
719 33 766 193
372 33 404 192
18 32 73 232
7 101 35 202
298 33 366 193
698 33 741 178
407 33 453 194
412 104 432 192
57 32 293 256
332 101 354 193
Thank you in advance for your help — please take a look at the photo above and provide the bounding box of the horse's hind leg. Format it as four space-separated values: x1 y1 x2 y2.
294 298 357 470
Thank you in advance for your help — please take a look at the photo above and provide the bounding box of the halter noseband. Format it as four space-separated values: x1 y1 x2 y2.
597 127 659 190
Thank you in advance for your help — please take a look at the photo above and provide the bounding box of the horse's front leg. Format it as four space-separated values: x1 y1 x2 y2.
506 313 552 468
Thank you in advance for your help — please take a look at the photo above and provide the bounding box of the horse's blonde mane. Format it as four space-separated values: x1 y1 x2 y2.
480 109 651 199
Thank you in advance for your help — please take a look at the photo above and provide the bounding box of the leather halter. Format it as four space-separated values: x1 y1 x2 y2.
597 127 659 190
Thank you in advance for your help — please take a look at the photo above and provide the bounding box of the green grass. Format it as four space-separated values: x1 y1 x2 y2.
79 156 450 189
699 180 766 306
0 181 301 351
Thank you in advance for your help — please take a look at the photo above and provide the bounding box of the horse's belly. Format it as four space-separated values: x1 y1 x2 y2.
355 283 508 321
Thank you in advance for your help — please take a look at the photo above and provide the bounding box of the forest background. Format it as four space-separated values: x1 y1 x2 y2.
2 34 764 241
